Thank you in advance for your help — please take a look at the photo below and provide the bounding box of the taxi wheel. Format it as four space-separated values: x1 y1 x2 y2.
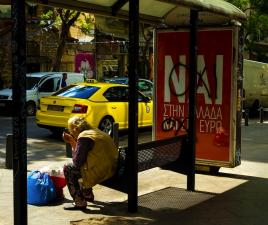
98 116 114 136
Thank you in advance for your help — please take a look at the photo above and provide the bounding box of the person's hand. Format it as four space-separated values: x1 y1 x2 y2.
63 132 77 152
62 132 74 144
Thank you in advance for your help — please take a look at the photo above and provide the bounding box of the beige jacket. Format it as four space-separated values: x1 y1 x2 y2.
78 129 118 188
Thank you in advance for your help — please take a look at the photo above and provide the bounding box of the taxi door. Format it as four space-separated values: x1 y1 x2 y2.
138 93 153 127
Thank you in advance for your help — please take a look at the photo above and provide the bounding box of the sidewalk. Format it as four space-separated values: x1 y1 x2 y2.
1 120 268 225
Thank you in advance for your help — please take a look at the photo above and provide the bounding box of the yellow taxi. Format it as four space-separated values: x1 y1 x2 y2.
35 80 153 135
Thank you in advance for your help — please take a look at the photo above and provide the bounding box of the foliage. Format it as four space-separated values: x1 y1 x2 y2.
40 8 94 71
226 0 268 61
251 0 268 14
77 13 95 35
40 9 64 30
227 0 249 9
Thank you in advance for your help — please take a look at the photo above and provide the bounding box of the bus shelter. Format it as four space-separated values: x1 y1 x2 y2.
8 0 246 224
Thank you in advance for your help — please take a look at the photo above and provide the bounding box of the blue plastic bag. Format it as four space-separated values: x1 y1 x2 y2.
27 170 57 205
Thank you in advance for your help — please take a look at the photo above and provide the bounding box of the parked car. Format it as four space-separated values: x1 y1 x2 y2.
35 81 153 135
104 77 153 98
0 72 85 116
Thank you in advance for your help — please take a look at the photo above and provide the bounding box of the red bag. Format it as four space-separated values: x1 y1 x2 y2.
41 167 66 199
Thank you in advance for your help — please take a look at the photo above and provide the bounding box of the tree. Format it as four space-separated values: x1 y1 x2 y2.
227 0 268 61
40 9 94 71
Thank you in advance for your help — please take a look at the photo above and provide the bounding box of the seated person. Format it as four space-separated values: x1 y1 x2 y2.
62 116 118 210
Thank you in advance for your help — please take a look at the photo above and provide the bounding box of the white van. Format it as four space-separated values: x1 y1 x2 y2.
0 72 84 115
243 59 268 116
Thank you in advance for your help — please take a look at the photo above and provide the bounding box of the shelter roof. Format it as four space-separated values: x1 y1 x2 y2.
26 0 246 25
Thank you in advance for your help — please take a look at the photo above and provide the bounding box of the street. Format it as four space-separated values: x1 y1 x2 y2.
0 115 152 168
0 116 65 168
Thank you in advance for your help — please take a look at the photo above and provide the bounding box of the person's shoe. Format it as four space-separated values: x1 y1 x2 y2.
63 203 87 210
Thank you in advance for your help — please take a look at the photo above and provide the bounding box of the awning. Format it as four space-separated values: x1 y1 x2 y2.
27 0 246 25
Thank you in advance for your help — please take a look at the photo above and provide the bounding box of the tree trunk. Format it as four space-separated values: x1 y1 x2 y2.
51 10 80 72
52 25 68 72
52 37 65 71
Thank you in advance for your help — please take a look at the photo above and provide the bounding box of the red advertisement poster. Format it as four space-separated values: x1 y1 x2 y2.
75 52 95 79
155 29 233 163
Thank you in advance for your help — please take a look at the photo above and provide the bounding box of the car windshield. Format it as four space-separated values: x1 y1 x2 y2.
52 85 99 99
26 77 41 90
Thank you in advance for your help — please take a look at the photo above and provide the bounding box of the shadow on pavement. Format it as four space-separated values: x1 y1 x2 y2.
70 174 268 225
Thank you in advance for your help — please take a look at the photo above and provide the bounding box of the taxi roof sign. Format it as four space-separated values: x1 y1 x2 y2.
85 78 98 84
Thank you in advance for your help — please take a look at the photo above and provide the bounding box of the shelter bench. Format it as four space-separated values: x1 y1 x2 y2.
101 134 189 193
66 134 189 192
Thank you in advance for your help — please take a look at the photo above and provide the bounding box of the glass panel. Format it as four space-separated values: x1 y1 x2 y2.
26 77 41 90
54 85 99 99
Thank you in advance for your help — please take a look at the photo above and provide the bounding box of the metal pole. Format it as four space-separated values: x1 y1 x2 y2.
260 107 264 123
11 0 27 224
245 108 249 126
187 9 198 191
112 122 119 149
127 0 139 213
5 134 13 169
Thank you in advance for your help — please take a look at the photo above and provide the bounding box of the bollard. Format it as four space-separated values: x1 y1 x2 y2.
5 134 13 169
66 143 72 158
245 108 249 126
112 123 119 149
260 107 264 123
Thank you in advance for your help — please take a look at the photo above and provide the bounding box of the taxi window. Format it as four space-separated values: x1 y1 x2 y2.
53 85 99 99
104 87 129 102
104 87 146 102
